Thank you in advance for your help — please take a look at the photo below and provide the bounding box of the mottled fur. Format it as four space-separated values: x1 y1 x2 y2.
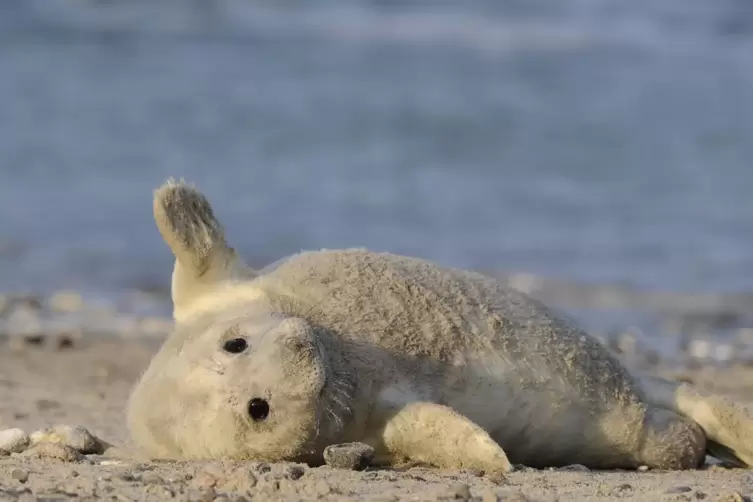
128 180 753 472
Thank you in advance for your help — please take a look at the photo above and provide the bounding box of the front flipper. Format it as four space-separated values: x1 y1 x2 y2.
153 179 253 321
380 402 512 473
640 374 753 467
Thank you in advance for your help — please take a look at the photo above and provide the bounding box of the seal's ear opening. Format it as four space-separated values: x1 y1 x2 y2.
153 179 255 321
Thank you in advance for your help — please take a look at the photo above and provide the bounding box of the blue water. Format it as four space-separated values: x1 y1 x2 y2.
1 0 753 323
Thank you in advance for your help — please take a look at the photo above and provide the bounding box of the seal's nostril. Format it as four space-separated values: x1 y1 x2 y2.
248 398 270 422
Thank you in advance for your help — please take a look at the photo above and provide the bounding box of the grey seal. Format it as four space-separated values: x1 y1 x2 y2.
127 179 753 472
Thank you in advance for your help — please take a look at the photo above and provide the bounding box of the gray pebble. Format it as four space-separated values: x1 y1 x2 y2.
611 483 634 496
323 442 374 471
11 468 29 483
30 425 104 454
284 465 305 480
141 472 165 485
717 493 744 502
187 488 217 502
557 464 590 472
444 484 472 501
251 462 271 474
666 486 693 494
21 442 83 462
0 428 30 453
485 470 507 485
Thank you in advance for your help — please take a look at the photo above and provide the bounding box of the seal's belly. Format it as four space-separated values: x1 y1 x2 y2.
439 353 645 467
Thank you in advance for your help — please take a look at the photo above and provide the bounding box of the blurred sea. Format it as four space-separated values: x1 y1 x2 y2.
2 0 753 353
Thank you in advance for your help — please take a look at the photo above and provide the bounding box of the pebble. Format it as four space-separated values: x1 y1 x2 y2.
187 488 216 502
323 442 374 470
665 486 693 494
485 470 507 485
21 442 84 462
0 428 30 453
0 448 9 456
443 484 472 501
557 464 590 472
141 472 165 485
637 465 649 472
284 465 305 480
30 425 104 454
717 493 744 502
479 489 500 502
611 483 634 497
11 468 29 483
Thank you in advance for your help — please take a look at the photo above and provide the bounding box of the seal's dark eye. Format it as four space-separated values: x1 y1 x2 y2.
222 338 247 354
248 398 270 421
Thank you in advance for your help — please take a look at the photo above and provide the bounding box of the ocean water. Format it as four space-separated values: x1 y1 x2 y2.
1 0 753 344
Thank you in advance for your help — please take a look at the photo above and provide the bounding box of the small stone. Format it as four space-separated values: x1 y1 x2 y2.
147 486 175 499
512 464 536 472
21 442 83 462
11 468 29 483
500 492 529 502
717 493 744 502
35 399 62 411
284 465 305 480
666 486 693 494
485 470 507 485
322 442 374 470
480 489 500 502
0 448 9 456
117 471 136 482
313 480 332 497
557 464 590 472
0 428 30 453
141 472 164 485
637 465 649 472
187 488 216 502
252 462 271 474
30 425 104 454
611 483 633 497
443 484 472 501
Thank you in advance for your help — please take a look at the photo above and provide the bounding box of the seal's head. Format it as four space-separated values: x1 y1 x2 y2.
127 180 353 462
128 304 347 462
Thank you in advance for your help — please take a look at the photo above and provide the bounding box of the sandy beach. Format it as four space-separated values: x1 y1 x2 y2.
1 313 753 502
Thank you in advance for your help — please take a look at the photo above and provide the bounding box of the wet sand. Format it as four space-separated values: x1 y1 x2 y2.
1 334 753 501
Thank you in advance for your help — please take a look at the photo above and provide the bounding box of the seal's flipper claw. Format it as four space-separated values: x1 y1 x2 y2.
380 402 512 474
707 441 747 468
640 374 753 467
153 179 252 320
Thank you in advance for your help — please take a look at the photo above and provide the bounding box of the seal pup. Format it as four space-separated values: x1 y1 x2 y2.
127 179 753 472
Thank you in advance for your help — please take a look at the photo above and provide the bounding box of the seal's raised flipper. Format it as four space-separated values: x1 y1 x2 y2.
153 179 253 321
380 402 513 474
640 374 753 467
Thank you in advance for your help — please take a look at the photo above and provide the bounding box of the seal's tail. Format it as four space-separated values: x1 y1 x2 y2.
639 374 753 467
153 179 252 320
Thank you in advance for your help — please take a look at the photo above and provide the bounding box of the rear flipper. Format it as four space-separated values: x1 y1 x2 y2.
639 374 753 467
